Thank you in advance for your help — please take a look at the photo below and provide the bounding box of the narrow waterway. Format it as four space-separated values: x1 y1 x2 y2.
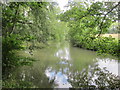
8 42 120 88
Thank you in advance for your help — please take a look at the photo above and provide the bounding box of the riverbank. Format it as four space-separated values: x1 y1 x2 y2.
71 36 120 58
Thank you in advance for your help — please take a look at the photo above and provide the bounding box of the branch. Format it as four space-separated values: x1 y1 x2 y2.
78 9 105 20
97 2 120 37
78 9 92 20
17 20 33 24
10 3 20 35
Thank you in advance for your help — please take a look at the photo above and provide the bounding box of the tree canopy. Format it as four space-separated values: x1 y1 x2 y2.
59 1 120 56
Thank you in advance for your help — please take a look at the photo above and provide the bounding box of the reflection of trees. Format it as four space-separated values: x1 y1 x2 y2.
67 64 120 89
55 42 71 60
19 67 53 88
3 64 57 88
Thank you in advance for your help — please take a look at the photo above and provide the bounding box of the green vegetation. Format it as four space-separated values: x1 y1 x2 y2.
2 2 68 68
59 1 120 57
1 0 120 88
108 22 120 34
2 2 68 88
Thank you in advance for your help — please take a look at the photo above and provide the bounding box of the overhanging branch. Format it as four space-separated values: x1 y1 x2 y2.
17 20 33 24
97 2 120 37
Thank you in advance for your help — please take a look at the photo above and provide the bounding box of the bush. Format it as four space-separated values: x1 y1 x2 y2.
72 36 119 57
2 34 24 67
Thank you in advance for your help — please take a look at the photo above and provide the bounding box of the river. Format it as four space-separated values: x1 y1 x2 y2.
6 41 120 88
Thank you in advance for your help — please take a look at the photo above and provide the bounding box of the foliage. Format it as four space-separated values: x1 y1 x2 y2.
2 2 69 88
59 1 119 57
2 2 67 43
2 1 119 88
2 80 37 88
108 22 120 34
2 34 23 67
71 36 119 57
2 2 69 67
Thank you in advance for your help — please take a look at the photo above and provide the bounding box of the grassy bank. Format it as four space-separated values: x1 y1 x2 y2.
71 36 120 58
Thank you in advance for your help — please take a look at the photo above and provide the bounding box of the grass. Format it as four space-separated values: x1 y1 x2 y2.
97 34 119 40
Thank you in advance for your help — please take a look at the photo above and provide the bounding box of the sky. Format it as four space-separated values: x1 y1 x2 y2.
56 0 69 11
56 0 119 11
55 0 101 11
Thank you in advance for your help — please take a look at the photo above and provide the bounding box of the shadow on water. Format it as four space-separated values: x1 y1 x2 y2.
3 41 120 88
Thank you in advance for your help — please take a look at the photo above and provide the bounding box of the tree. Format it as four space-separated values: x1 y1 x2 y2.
59 1 119 56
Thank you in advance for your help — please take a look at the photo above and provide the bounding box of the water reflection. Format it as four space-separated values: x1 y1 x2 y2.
54 44 71 60
67 64 120 89
45 67 72 88
4 42 120 88
6 65 56 88
96 58 119 76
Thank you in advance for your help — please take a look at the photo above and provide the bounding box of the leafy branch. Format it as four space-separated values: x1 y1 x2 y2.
17 20 33 24
97 2 120 37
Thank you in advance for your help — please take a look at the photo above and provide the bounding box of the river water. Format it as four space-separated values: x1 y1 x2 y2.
7 42 120 88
